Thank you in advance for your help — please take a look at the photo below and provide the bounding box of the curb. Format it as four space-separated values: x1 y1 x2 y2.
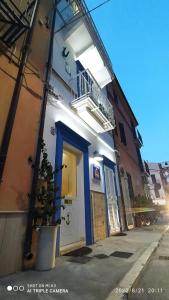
106 225 169 300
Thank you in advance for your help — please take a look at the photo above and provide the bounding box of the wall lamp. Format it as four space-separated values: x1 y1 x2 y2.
93 151 103 162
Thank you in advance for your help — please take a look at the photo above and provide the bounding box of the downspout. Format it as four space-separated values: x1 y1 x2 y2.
116 164 128 231
24 0 58 258
0 0 39 182
113 133 128 231
113 163 123 232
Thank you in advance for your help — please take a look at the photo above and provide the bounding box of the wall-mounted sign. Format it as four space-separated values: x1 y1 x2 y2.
93 165 101 180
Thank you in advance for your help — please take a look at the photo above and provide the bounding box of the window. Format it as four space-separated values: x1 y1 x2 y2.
62 149 77 197
113 90 119 105
114 119 118 136
137 130 143 145
66 0 79 15
107 90 113 102
119 122 127 145
59 0 79 23
155 189 160 198
136 148 144 172
131 121 137 139
144 161 150 175
151 174 156 184
76 60 85 73
127 172 134 203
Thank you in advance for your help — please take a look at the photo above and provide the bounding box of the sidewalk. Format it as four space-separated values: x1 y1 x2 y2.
128 229 169 300
0 226 166 300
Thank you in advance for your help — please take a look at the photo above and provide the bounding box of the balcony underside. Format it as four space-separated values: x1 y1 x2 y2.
71 95 115 133
134 138 143 148
0 0 36 47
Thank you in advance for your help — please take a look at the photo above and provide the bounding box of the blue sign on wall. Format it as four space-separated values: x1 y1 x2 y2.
93 165 101 180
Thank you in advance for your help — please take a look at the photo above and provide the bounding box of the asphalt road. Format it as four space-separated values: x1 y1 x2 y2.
128 213 169 300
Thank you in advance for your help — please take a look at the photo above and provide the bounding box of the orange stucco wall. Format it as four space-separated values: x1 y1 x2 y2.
0 0 53 211
0 55 17 146
0 74 42 210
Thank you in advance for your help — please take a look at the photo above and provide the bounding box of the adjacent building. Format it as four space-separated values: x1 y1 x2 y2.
0 0 53 276
146 162 169 205
160 161 169 202
107 76 145 229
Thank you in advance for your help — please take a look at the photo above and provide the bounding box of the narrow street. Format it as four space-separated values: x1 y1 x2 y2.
0 214 168 300
0 1 169 299
129 214 169 300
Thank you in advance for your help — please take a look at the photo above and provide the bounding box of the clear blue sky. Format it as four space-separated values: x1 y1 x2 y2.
86 0 169 162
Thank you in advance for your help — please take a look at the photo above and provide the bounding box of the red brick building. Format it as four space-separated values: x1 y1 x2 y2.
107 76 145 229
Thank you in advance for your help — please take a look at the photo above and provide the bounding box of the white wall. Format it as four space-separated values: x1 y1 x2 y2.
44 99 116 192
44 59 116 157
89 158 105 193
50 22 115 142
43 16 116 200
53 34 77 91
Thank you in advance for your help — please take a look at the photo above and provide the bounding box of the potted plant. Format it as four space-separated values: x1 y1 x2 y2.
134 194 154 227
33 140 66 271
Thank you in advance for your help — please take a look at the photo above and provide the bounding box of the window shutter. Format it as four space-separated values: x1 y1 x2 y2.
119 122 127 145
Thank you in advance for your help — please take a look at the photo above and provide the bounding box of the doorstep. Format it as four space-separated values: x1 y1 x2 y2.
60 240 85 255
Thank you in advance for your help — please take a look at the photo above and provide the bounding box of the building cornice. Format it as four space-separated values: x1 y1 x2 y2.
113 75 139 126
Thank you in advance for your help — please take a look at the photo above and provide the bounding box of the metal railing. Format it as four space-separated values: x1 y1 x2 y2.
71 69 114 125
137 129 143 145
56 0 80 27
0 0 37 47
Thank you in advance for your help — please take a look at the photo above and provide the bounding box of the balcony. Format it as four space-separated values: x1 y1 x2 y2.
134 129 143 147
56 0 79 25
143 160 150 176
0 0 37 47
70 69 115 133
56 0 113 88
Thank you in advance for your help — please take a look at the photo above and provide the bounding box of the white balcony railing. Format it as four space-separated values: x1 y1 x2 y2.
70 69 115 133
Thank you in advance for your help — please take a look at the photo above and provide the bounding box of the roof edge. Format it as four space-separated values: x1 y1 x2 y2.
113 74 139 126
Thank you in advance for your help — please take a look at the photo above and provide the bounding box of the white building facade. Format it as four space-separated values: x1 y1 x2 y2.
43 0 121 253
160 161 169 187
147 162 166 205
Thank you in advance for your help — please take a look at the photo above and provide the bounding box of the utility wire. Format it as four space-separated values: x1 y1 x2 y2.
55 0 111 34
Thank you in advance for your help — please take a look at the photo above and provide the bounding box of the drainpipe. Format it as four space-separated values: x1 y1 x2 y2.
0 0 39 182
24 0 58 258
116 159 128 231
113 133 128 231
